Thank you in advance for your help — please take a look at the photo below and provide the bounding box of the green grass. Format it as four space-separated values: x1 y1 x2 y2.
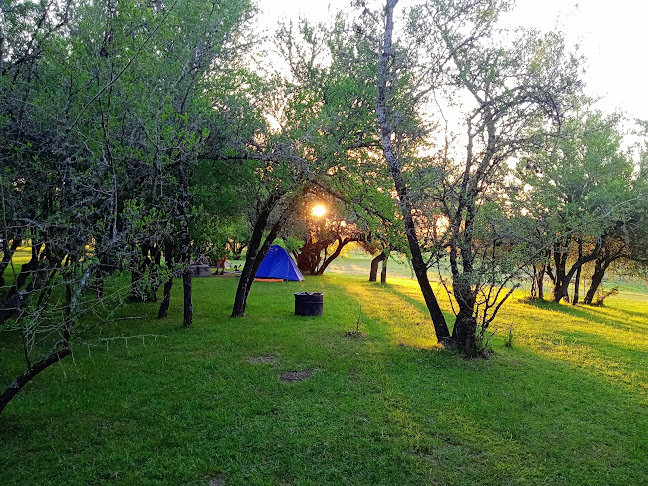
1 254 647 485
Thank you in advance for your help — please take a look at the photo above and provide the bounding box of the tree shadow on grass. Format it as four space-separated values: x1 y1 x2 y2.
343 280 455 349
380 342 648 485
521 298 648 335
335 280 648 485
372 281 456 328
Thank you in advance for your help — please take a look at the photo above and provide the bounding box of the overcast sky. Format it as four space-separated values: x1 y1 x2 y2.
256 0 648 122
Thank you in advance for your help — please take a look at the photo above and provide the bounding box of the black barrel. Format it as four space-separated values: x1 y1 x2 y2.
294 292 324 316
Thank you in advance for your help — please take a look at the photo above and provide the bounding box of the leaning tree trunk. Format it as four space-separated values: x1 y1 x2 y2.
231 193 284 317
0 347 71 415
369 251 387 282
583 258 611 305
314 237 358 276
380 257 387 284
0 237 21 288
375 0 449 342
9 243 41 297
244 218 283 302
0 264 93 415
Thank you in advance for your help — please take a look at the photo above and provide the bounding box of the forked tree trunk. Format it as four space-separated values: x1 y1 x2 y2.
9 243 41 297
232 193 285 317
375 0 449 342
0 238 21 287
553 240 601 303
380 257 387 284
369 251 387 282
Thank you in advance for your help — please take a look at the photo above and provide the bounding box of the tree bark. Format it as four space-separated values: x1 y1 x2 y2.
182 271 192 327
315 238 349 275
158 241 174 319
231 193 284 317
582 255 619 305
572 239 583 305
149 244 162 301
537 263 545 300
369 251 387 282
178 157 192 328
0 347 71 415
9 243 41 297
380 257 387 284
244 217 284 302
552 239 600 303
375 0 449 342
0 238 20 288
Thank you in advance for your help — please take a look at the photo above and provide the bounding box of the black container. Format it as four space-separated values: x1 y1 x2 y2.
294 292 324 316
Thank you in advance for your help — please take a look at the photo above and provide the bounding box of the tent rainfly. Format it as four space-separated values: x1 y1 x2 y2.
254 245 305 281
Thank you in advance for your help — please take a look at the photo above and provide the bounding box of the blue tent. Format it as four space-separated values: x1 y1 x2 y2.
255 245 305 281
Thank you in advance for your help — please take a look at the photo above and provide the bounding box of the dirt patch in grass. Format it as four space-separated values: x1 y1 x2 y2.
280 369 314 382
345 330 366 338
208 475 226 486
249 355 279 364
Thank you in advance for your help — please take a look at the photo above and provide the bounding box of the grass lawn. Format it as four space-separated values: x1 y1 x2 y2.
1 253 647 485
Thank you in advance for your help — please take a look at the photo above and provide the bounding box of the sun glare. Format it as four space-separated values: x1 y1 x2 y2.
311 205 327 217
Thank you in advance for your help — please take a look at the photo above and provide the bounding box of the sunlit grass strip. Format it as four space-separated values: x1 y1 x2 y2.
339 276 444 350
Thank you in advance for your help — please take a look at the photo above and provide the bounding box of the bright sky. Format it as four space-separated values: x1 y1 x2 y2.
256 0 648 122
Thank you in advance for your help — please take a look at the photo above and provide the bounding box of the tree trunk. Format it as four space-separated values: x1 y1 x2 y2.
452 314 478 358
296 240 322 275
179 227 192 327
572 239 583 305
552 246 567 302
178 157 192 328
244 218 283 302
0 348 71 415
9 243 41 297
148 244 162 302
232 193 284 317
0 238 20 288
553 239 601 303
537 263 545 300
369 251 387 282
182 271 192 327
380 257 387 284
158 277 173 319
375 0 449 342
583 257 614 305
314 238 358 276
158 242 174 320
